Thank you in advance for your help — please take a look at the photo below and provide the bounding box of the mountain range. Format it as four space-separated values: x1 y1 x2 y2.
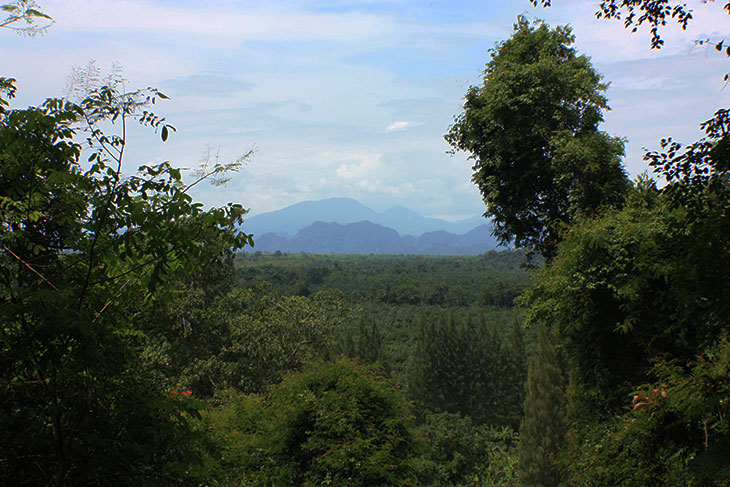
241 198 501 255
243 197 485 238
251 221 499 255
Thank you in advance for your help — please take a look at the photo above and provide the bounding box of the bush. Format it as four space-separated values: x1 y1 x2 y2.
206 359 418 486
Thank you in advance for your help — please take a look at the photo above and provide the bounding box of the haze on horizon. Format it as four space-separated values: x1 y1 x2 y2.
3 0 727 221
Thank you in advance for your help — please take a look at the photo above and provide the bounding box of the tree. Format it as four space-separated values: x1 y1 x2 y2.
207 359 418 487
446 17 629 260
519 1 730 484
500 320 528 431
353 315 385 365
518 326 566 487
407 311 519 427
521 114 730 412
560 336 730 487
0 74 251 485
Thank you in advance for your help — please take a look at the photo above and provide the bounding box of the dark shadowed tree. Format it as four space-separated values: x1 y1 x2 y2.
518 326 566 487
0 74 251 486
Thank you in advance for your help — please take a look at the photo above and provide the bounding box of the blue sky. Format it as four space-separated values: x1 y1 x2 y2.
3 0 728 219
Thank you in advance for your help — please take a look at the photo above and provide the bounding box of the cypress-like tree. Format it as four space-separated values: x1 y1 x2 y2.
501 320 527 430
408 310 512 426
356 315 384 365
518 326 566 487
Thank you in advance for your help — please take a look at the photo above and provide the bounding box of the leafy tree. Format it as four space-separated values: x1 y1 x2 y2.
206 359 418 487
518 326 566 487
521 108 730 412
446 17 629 260
0 75 250 485
517 2 730 484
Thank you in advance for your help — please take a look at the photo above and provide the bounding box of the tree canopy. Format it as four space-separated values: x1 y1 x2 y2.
446 17 629 260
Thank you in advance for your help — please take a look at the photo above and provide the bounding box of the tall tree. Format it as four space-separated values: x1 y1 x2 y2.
407 310 519 426
446 17 629 260
518 326 566 487
500 320 528 431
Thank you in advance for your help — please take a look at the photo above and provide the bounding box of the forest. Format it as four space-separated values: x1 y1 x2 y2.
2 1 730 486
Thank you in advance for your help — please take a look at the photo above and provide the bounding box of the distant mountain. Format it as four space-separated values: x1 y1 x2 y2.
244 198 376 238
290 221 402 253
243 197 489 237
249 220 501 255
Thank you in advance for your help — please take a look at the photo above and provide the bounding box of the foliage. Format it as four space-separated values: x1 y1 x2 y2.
511 10 730 482
415 412 519 487
206 359 419 487
521 107 730 414
446 16 628 260
562 337 730 486
0 76 249 485
531 0 697 48
407 310 527 429
518 326 566 487
143 284 344 396
236 251 529 308
235 251 528 383
341 314 385 366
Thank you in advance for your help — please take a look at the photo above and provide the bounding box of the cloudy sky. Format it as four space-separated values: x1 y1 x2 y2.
3 0 728 220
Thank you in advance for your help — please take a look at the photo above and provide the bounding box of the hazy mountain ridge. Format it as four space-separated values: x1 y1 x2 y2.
244 197 487 237
250 220 500 255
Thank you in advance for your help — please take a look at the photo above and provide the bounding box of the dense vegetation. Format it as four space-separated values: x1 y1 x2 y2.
0 71 528 485
3 1 730 486
448 8 730 487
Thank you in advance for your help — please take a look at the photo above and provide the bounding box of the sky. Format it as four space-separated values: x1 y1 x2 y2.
3 0 728 220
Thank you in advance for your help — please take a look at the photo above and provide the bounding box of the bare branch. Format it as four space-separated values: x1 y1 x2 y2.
1 244 59 292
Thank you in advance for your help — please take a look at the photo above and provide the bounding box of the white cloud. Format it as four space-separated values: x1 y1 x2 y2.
386 120 424 132
336 154 384 180
44 0 389 42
